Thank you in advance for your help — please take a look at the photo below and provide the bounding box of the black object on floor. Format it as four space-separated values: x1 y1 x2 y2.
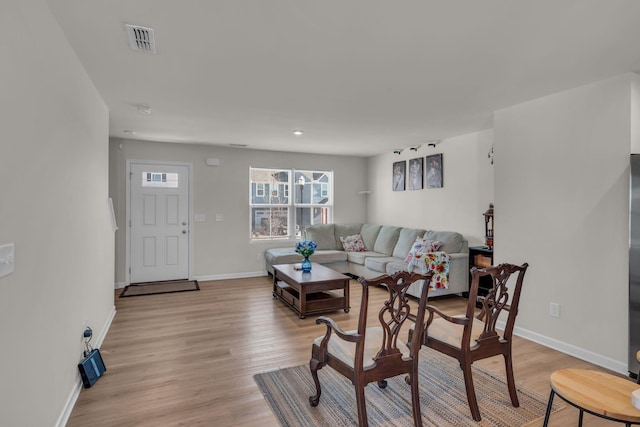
119 280 200 297
78 349 106 388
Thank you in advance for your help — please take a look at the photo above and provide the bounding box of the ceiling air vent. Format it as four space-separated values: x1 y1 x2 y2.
125 24 156 54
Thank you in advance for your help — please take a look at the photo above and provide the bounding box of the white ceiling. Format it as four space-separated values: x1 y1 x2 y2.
47 0 640 156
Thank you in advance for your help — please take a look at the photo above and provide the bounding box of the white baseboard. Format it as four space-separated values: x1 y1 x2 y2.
56 305 117 427
497 320 628 376
114 281 126 289
193 270 268 281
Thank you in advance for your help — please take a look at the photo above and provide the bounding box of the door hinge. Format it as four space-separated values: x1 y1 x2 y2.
129 267 131 274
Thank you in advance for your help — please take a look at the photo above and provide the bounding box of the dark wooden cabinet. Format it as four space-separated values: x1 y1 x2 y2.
469 246 494 299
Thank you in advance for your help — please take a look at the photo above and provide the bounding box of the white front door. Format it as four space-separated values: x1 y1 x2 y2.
129 162 190 283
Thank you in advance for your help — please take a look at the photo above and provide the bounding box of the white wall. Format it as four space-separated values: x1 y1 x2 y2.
0 1 113 426
2 4 635 424
366 74 640 373
366 129 494 244
494 73 639 372
110 139 368 283
632 77 640 154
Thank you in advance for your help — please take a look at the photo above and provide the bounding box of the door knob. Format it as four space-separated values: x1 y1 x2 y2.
182 230 187 234
182 221 187 226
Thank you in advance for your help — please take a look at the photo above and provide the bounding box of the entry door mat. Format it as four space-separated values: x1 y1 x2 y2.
254 347 564 426
119 280 199 297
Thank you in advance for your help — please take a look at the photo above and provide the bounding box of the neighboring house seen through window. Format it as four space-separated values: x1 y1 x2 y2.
250 167 333 240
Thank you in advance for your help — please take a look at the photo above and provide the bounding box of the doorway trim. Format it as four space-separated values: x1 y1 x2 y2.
125 159 193 286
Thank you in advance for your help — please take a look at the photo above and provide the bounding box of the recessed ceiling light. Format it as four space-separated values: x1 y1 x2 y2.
137 104 151 114
293 130 304 136
123 130 136 135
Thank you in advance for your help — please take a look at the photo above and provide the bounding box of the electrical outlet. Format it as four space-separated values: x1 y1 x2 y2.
549 302 560 318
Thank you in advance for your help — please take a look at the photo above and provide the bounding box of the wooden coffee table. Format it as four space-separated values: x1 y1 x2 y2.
272 263 350 319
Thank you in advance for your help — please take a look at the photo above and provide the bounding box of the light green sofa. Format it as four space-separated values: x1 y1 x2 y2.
265 223 469 298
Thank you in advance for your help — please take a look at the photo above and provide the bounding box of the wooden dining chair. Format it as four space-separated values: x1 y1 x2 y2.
309 271 433 427
421 262 528 421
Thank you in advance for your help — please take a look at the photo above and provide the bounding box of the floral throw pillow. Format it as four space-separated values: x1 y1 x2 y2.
405 237 442 263
340 234 366 252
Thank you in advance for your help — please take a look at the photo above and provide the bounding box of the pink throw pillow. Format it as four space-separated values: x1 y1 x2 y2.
340 234 366 252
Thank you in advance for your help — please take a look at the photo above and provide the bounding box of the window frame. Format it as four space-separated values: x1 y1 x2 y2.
249 167 333 241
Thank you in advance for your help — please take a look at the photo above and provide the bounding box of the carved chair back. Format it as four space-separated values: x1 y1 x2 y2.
467 263 528 349
356 271 432 370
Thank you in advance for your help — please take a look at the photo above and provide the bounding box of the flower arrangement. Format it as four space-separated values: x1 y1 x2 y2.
295 240 318 258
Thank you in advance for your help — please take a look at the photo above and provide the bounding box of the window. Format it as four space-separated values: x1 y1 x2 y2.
294 170 332 238
250 167 333 240
142 172 179 188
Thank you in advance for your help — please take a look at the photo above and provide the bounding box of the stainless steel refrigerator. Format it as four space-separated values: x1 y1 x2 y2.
629 155 640 377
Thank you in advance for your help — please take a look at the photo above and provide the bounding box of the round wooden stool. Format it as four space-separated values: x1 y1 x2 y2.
543 369 640 426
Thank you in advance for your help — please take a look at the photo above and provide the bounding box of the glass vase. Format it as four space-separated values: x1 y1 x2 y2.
301 257 312 273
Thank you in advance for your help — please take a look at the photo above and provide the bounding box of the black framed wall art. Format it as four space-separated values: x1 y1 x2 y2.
408 157 423 190
426 154 443 189
392 160 406 191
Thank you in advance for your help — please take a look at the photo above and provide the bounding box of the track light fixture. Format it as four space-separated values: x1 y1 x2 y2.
393 149 403 155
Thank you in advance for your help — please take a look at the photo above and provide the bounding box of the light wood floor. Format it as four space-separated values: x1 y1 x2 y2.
68 277 628 426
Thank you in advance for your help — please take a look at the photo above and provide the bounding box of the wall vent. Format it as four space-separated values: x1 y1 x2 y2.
125 24 156 54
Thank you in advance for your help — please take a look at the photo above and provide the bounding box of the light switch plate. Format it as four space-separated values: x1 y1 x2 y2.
0 243 15 279
215 214 223 222
194 214 206 222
